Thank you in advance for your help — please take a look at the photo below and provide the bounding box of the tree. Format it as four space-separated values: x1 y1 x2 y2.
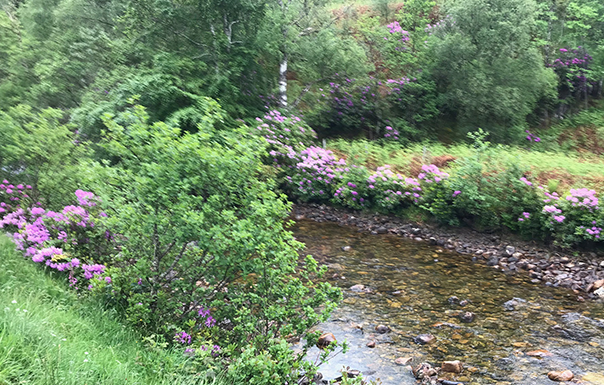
429 0 557 140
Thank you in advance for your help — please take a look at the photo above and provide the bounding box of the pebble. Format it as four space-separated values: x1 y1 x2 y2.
395 357 413 365
414 334 436 345
317 333 336 349
375 324 391 334
366 340 376 348
441 360 463 373
548 370 574 382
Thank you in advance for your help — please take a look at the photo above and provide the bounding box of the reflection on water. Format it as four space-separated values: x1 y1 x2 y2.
293 220 604 385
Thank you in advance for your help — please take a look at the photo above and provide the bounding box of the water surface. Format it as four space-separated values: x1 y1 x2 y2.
293 220 604 385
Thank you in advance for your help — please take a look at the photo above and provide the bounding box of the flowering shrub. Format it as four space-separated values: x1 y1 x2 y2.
284 147 344 202
0 188 112 290
94 104 341 374
368 166 422 211
253 110 318 167
548 47 595 101
332 166 371 210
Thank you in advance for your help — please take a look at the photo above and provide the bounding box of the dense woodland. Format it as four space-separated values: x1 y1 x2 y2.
1 0 604 384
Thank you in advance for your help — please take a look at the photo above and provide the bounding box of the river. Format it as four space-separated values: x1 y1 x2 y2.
293 220 604 385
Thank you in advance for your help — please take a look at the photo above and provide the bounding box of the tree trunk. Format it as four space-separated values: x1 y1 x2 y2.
279 52 288 108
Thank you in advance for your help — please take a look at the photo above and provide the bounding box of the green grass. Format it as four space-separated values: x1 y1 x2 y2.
327 139 604 183
0 236 223 385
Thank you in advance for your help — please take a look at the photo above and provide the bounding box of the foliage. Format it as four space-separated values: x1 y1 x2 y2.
428 0 558 140
0 235 226 385
93 103 341 357
0 105 90 209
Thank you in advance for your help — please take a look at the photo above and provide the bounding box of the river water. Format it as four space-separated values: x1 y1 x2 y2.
293 220 604 385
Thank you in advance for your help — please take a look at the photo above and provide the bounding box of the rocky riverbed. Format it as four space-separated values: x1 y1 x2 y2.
292 219 604 385
292 203 604 301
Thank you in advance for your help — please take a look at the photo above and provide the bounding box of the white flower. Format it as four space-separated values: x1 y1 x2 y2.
11 300 17 304
23 309 27 313
84 352 89 355
83 359 89 363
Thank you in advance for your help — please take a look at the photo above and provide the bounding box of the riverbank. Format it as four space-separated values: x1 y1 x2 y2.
0 235 222 385
293 203 604 301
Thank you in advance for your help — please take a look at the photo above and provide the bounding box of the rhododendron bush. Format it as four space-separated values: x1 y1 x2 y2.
255 116 604 248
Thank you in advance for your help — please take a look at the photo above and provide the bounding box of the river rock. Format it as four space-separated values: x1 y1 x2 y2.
366 340 376 348
350 284 365 292
459 311 475 323
376 226 388 234
395 357 413 365
441 360 463 373
548 370 574 382
505 245 515 255
412 362 438 379
375 324 391 334
526 349 553 358
341 246 351 252
317 333 336 349
595 287 604 298
414 334 436 345
459 299 470 307
503 297 526 311
448 296 460 305
487 256 499 266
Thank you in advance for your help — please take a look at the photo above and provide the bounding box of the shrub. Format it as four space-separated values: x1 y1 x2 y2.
92 103 341 359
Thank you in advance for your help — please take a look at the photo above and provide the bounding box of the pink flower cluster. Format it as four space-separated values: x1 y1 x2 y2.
566 188 598 211
418 164 449 183
0 188 110 289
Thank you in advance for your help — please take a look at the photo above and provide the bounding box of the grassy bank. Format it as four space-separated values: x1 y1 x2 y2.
327 139 604 191
0 236 220 385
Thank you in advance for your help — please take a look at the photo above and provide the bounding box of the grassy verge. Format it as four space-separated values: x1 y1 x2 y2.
0 236 221 385
327 139 604 191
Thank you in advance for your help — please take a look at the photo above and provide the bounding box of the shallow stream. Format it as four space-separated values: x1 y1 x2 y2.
293 220 604 385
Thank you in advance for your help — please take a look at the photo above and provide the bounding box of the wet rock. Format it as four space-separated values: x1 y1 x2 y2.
550 324 593 342
429 237 438 245
350 284 365 292
548 370 574 382
327 263 343 270
526 349 553 358
487 256 499 266
341 246 351 252
505 245 515 255
395 357 413 365
441 360 463 373
459 299 470 307
595 287 604 298
317 333 336 349
376 226 388 234
414 334 437 345
447 296 460 305
366 340 376 348
458 311 475 323
503 297 526 311
375 324 391 334
412 362 438 380
295 214 305 221
432 322 461 329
